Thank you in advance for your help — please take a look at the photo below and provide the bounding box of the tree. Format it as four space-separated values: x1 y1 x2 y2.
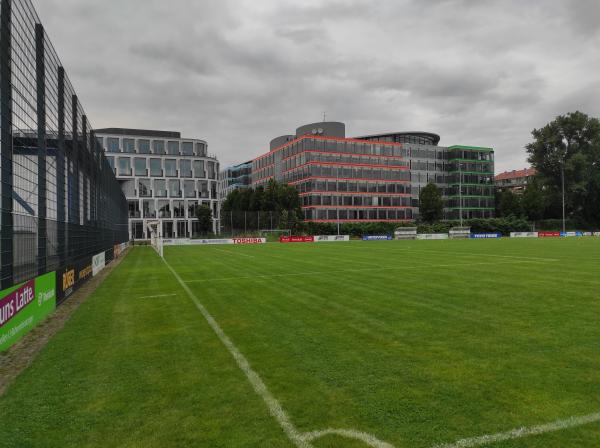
419 183 443 223
526 111 600 226
497 189 522 218
521 180 545 222
196 205 213 235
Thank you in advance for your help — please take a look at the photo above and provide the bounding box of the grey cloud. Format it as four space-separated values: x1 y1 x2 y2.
34 0 600 171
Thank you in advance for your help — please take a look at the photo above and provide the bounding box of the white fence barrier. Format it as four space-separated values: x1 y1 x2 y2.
510 232 539 238
314 235 350 242
417 234 449 240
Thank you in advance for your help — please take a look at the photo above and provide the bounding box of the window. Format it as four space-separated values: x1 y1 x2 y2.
123 138 135 153
165 159 177 177
122 179 135 197
182 142 194 156
106 156 116 174
207 161 216 179
169 179 181 197
118 157 132 176
158 200 171 218
138 179 151 197
153 140 165 155
195 142 207 157
193 160 205 178
107 137 120 152
134 158 147 176
184 180 196 198
143 200 156 218
167 141 179 155
198 180 209 198
138 139 150 154
150 158 162 176
180 159 192 177
154 179 167 197
128 200 140 218
173 200 185 218
188 201 199 219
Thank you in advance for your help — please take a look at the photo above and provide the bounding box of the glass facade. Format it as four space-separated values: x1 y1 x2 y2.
251 134 494 222
95 131 219 238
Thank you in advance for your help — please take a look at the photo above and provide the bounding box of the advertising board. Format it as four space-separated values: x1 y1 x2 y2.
232 238 267 244
0 272 56 351
560 231 584 237
362 235 393 241
57 256 93 301
538 231 560 238
470 233 502 239
510 232 539 238
92 252 106 276
280 236 315 243
314 235 350 242
417 234 449 240
188 239 234 245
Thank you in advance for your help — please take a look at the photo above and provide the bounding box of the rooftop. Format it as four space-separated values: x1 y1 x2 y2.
495 167 537 181
95 128 182 139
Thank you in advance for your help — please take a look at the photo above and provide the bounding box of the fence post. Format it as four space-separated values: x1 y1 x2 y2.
0 0 13 289
35 23 47 276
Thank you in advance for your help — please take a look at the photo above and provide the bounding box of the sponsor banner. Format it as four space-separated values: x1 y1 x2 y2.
92 252 106 276
315 235 350 242
0 272 56 352
417 234 449 240
362 235 393 241
280 236 315 243
510 232 539 238
113 242 129 258
232 238 266 244
189 239 235 245
57 256 93 301
539 231 561 238
594 232 600 237
583 232 593 237
470 233 502 239
162 238 190 246
561 231 584 237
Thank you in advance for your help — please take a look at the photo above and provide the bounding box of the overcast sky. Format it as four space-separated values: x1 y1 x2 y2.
35 0 600 172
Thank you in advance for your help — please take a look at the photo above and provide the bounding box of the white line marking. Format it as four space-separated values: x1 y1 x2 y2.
304 428 395 447
184 259 554 283
137 293 177 299
432 412 600 448
214 248 255 258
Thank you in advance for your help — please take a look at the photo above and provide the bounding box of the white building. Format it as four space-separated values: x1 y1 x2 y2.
96 128 219 239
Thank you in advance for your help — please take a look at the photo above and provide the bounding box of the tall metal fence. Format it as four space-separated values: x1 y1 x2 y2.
0 0 129 291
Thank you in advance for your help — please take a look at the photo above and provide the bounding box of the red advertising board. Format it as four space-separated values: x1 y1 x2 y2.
539 231 560 238
279 236 315 243
232 238 266 245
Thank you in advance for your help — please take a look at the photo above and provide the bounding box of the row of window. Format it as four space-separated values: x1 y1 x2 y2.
121 178 217 199
283 165 411 183
301 195 411 207
447 173 495 185
283 152 409 172
128 199 218 220
447 150 494 162
446 209 495 220
107 156 218 179
446 198 495 209
303 208 413 221
447 161 495 173
100 137 208 157
295 180 412 195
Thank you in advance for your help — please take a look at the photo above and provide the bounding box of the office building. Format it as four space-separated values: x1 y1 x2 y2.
251 122 494 222
96 128 220 239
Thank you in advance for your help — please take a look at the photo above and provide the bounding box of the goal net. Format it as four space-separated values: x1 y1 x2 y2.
259 229 291 241
147 220 163 258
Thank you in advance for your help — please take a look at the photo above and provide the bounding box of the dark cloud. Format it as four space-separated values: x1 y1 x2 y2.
34 0 600 170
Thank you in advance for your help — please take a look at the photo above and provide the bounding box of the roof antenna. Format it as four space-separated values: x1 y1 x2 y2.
323 111 328 122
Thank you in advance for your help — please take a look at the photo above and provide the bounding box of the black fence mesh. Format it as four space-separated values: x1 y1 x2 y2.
0 0 128 291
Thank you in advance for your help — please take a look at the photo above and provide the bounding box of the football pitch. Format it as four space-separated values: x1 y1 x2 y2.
1 238 600 448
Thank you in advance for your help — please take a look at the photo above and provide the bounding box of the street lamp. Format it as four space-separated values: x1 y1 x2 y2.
561 136 568 234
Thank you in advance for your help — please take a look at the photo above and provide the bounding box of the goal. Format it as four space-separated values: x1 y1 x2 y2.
147 220 163 258
259 229 291 241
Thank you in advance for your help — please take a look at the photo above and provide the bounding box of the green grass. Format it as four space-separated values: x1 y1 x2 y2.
1 238 600 447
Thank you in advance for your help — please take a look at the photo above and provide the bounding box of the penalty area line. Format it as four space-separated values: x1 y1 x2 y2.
431 412 600 448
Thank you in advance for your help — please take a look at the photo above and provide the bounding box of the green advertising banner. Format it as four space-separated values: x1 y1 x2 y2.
0 272 56 352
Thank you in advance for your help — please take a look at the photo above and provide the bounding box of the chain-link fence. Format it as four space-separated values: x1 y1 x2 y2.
1 0 129 291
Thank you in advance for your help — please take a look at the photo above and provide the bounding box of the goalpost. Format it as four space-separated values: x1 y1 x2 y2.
259 229 291 241
147 220 163 258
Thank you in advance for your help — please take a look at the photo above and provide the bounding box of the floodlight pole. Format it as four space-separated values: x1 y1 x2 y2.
459 160 463 226
561 137 568 234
